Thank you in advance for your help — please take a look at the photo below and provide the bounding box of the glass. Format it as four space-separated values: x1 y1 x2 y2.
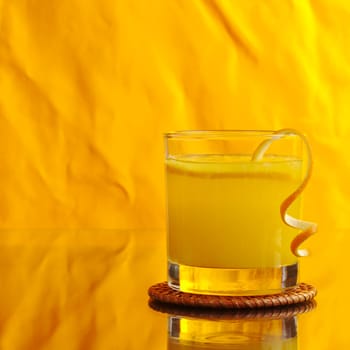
165 129 316 296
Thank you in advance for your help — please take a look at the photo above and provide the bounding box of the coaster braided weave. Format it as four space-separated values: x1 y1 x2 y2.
148 282 317 309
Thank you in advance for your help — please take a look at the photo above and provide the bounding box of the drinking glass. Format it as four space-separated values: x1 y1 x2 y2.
165 129 316 296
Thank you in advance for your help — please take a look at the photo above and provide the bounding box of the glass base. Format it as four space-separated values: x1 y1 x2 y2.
168 261 298 296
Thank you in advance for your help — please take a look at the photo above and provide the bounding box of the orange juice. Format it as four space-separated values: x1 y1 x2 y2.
166 154 302 295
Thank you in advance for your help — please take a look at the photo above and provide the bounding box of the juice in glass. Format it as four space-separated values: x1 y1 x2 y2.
167 154 302 295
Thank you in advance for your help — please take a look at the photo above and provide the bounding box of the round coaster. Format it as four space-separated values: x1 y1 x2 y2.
149 299 316 320
148 282 317 309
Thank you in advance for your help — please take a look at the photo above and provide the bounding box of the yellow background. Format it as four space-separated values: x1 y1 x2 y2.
0 0 349 348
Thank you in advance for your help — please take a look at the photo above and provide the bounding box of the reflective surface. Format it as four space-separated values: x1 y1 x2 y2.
150 300 316 349
167 309 301 349
0 229 348 349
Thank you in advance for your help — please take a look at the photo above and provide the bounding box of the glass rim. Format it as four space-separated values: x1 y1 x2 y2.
164 130 300 139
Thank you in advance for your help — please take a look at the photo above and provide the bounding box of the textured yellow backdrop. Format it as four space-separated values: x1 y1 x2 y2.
0 0 349 348
1 0 349 231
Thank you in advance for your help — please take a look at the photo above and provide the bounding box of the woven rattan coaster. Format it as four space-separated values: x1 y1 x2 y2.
148 282 317 309
149 299 316 319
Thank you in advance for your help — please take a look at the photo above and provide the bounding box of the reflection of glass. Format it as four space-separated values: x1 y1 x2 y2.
152 302 316 350
169 316 296 350
165 130 315 296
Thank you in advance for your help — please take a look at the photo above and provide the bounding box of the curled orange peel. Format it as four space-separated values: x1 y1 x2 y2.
252 129 318 257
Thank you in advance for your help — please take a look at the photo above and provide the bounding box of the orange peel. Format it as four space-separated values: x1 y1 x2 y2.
252 129 317 257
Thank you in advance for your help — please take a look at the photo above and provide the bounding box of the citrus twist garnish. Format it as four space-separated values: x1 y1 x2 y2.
252 129 317 257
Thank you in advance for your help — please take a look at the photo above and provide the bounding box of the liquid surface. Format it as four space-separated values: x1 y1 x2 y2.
167 154 302 269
